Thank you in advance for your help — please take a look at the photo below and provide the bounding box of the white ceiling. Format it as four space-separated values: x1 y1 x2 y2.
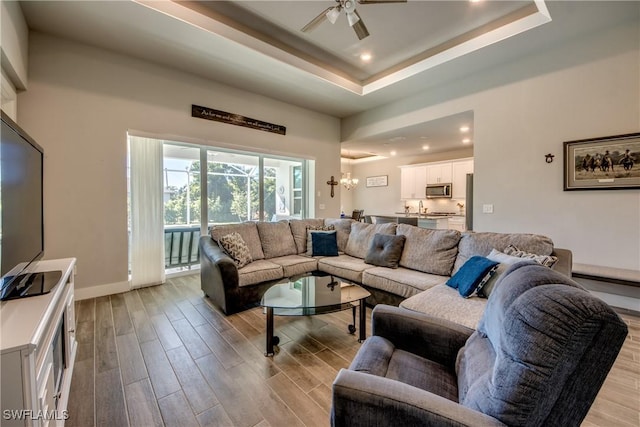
192 1 536 81
18 1 638 159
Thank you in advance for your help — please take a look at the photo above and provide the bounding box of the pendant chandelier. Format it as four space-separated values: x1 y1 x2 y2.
340 172 359 190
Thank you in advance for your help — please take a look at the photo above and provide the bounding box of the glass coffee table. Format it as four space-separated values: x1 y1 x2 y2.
260 272 370 356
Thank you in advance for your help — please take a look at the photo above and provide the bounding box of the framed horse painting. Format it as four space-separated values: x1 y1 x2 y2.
564 133 640 191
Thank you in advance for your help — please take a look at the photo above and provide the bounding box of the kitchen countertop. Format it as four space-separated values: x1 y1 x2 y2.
376 213 465 219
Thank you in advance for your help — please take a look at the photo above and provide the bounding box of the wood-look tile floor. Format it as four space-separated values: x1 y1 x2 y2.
67 274 640 427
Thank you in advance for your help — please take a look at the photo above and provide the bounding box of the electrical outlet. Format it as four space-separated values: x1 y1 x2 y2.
482 204 494 214
319 204 325 210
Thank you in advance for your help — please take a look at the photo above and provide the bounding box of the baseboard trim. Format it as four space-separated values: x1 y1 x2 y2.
588 290 640 314
75 280 131 301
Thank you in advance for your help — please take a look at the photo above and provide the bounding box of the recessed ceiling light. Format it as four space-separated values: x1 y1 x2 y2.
360 52 372 62
422 145 430 150
390 150 397 156
389 136 406 142
460 125 470 132
469 0 482 3
462 138 471 144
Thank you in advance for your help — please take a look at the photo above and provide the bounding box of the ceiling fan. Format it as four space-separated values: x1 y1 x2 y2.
301 0 407 41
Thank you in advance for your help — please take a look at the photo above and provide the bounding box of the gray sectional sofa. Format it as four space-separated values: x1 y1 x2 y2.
199 218 572 322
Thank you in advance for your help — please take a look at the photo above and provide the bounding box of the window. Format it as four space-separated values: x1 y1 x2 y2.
129 136 313 275
292 165 303 217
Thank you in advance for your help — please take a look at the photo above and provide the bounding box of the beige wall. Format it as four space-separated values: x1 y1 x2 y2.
17 33 341 292
342 14 640 270
0 0 29 90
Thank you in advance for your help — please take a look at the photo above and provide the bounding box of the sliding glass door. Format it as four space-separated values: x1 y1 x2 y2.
129 136 313 276
163 144 201 271
204 151 306 225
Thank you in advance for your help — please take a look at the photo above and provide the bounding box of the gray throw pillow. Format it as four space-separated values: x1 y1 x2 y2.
364 233 406 269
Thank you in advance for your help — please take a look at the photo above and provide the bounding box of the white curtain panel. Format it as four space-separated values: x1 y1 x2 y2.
129 136 165 289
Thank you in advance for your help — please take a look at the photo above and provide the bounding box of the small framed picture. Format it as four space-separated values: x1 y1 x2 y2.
366 175 388 187
564 133 640 190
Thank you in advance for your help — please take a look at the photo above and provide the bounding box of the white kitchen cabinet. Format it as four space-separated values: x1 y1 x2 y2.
447 216 466 232
451 159 474 199
400 165 426 199
418 218 449 229
426 163 452 184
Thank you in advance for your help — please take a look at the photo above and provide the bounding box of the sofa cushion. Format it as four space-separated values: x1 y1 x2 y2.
345 222 397 259
237 259 283 287
397 225 461 276
256 221 298 259
400 285 487 330
289 218 325 254
317 254 372 283
311 231 339 256
350 336 459 402
218 232 253 268
447 256 499 298
362 267 447 298
453 232 554 275
268 255 318 278
211 222 265 261
324 218 354 252
364 234 406 269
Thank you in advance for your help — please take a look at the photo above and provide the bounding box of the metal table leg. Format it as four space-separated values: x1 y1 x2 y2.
358 298 367 343
265 307 275 356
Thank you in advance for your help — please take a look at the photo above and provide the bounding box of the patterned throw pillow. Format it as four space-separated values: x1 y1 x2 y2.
503 244 558 267
218 232 252 268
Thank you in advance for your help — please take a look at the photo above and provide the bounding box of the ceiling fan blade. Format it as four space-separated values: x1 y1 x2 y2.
351 10 369 40
358 0 406 3
301 7 333 32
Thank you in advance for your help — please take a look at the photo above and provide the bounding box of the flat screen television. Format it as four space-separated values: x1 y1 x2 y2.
0 110 60 300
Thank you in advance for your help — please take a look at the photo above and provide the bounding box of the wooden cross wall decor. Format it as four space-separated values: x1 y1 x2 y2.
327 176 339 198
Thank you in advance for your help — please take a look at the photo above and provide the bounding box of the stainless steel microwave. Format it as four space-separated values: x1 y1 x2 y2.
426 183 452 198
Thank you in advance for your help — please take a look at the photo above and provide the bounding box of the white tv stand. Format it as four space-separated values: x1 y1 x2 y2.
1 258 77 427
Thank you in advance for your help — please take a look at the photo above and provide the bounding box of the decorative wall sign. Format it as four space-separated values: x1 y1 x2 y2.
564 133 640 190
366 175 388 187
192 104 286 135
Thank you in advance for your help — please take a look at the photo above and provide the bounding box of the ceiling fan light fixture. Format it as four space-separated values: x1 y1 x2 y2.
326 6 341 24
346 10 360 27
352 11 370 40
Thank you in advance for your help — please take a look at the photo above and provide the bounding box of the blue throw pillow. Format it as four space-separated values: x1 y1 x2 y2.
311 230 338 256
447 256 499 298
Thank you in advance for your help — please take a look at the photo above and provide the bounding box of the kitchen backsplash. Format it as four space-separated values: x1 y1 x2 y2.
403 198 466 215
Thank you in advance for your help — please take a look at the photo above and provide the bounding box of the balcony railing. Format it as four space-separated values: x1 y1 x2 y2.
164 226 200 269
